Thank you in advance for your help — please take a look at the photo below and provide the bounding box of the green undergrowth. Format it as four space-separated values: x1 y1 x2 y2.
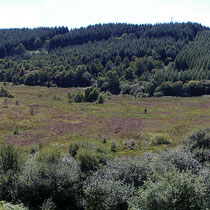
0 127 209 209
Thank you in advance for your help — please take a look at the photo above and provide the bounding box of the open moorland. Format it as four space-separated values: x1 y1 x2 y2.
1 85 209 155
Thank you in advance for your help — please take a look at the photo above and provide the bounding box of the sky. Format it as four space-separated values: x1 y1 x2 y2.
0 0 210 29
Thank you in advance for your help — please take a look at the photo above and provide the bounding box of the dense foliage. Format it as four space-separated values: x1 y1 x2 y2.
0 27 68 57
0 127 209 209
67 87 104 104
175 31 210 71
48 22 203 51
0 22 209 97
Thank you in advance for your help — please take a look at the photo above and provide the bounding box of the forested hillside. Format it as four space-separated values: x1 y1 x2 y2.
175 30 210 71
0 22 209 96
0 27 68 57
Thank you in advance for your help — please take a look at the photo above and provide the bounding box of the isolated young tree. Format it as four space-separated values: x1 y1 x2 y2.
107 70 121 94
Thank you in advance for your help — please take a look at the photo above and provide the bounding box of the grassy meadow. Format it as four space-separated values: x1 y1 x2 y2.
0 84 210 155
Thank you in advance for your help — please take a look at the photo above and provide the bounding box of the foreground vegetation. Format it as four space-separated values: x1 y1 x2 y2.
0 127 209 209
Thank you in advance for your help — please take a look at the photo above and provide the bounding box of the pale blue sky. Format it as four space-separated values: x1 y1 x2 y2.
0 0 210 29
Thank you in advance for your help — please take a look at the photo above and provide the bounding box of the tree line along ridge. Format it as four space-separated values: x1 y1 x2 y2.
0 22 209 97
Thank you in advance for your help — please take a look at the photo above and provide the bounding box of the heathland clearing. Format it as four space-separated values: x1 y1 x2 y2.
1 85 209 155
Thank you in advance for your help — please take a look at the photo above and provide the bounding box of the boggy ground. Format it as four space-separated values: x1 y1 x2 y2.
0 85 210 155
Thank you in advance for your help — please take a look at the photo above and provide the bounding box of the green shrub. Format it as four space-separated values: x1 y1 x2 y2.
35 147 61 164
0 170 19 201
17 154 81 208
69 141 93 157
0 145 22 174
184 127 210 149
123 139 136 150
129 170 208 210
151 133 171 145
69 143 80 157
159 147 202 174
76 148 109 172
17 157 57 206
52 156 82 207
29 145 39 154
187 80 205 96
85 87 99 102
67 92 73 103
98 94 104 104
83 177 134 210
120 81 146 97
183 127 210 163
0 145 22 201
97 156 154 188
74 91 84 103
120 83 131 95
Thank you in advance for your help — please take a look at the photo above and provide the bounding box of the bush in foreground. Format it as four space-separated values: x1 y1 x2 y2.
83 176 134 210
0 127 209 209
183 127 210 163
129 170 209 210
0 145 23 201
159 147 202 174
17 154 81 208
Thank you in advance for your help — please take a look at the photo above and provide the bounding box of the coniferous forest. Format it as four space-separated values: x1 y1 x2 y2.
0 22 209 97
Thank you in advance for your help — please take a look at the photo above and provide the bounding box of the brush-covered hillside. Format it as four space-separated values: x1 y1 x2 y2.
0 22 210 96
